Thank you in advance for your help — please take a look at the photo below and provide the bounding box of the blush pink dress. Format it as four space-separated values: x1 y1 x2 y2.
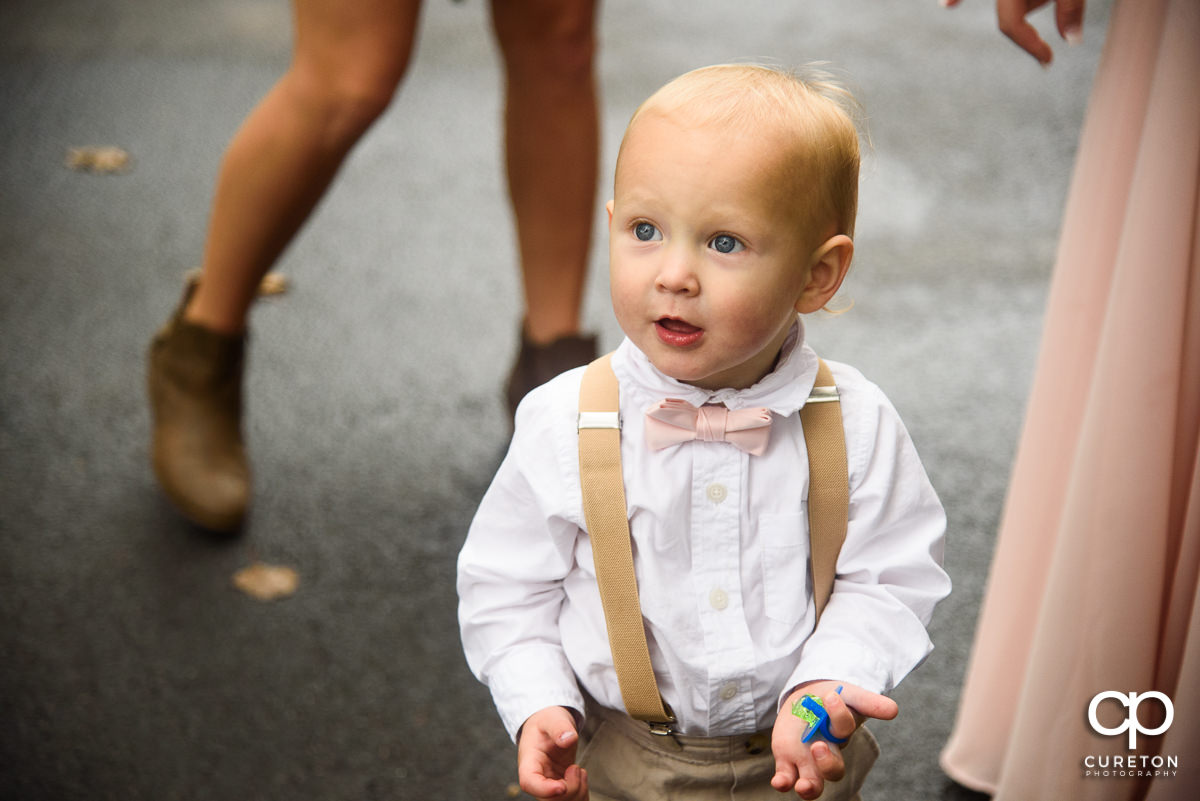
939 0 1199 799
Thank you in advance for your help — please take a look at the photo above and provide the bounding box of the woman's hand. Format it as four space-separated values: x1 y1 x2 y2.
944 0 1087 66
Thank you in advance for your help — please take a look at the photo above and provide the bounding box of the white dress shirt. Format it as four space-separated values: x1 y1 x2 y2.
457 320 950 740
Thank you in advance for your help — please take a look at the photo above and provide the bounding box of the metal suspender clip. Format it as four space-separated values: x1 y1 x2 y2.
578 411 621 430
806 385 840 404
647 719 679 737
645 701 678 737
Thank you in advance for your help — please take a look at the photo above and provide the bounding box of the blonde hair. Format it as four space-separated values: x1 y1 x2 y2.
618 63 863 242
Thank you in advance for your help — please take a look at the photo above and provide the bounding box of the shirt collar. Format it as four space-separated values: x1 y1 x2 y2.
611 317 820 417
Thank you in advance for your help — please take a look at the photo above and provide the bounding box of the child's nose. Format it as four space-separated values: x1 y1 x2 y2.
654 249 699 295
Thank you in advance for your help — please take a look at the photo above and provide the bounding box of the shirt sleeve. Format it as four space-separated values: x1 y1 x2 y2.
456 375 588 741
782 370 952 702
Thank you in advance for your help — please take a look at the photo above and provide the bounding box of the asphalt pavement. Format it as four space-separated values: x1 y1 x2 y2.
0 1 1109 798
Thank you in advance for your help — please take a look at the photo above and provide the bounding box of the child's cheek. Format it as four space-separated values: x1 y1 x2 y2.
609 285 643 341
609 284 634 324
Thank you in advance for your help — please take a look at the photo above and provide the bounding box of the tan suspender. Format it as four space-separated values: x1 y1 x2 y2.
577 353 849 729
799 358 850 619
578 353 675 725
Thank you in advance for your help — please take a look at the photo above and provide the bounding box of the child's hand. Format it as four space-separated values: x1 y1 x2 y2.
770 681 898 799
516 706 589 800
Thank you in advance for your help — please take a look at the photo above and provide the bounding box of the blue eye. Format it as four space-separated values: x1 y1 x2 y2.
634 222 661 241
710 234 743 254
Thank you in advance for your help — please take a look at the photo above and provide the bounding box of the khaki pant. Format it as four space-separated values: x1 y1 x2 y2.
579 699 879 801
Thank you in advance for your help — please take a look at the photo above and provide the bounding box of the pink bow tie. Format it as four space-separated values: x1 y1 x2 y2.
644 400 772 455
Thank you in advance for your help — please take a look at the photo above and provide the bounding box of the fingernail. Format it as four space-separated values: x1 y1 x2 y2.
1065 26 1083 46
813 742 829 759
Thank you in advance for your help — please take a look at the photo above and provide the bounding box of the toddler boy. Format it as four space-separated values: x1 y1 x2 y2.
458 64 950 800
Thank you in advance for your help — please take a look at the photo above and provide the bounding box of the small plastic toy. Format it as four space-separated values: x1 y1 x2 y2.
790 685 848 745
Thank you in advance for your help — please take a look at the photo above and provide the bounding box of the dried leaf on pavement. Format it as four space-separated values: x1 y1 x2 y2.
65 146 132 173
232 562 299 601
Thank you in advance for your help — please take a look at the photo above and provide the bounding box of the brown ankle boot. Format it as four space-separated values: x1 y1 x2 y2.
505 326 598 420
147 290 250 533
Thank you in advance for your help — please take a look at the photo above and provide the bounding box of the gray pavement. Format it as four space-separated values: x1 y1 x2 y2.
0 1 1110 798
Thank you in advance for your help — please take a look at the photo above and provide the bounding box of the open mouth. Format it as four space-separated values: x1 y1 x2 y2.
654 317 704 347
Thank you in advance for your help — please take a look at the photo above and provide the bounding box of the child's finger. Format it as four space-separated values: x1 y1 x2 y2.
770 759 798 792
519 772 567 800
549 725 579 755
822 691 859 741
517 749 571 797
561 764 589 800
837 684 899 724
772 758 826 800
793 774 823 800
810 740 845 782
551 708 580 740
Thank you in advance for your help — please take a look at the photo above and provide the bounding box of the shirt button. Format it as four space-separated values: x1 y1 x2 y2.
709 588 729 610
706 483 728 503
720 682 739 701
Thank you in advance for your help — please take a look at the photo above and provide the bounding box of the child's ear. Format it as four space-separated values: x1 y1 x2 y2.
795 235 854 314
606 199 614 226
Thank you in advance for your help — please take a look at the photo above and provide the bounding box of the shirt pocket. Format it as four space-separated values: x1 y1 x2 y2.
758 512 809 626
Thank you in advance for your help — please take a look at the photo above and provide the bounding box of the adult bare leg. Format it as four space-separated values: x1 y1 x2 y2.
149 0 423 531
187 0 424 334
491 0 600 414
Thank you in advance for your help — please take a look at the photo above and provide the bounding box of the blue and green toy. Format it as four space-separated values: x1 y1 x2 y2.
790 685 848 745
